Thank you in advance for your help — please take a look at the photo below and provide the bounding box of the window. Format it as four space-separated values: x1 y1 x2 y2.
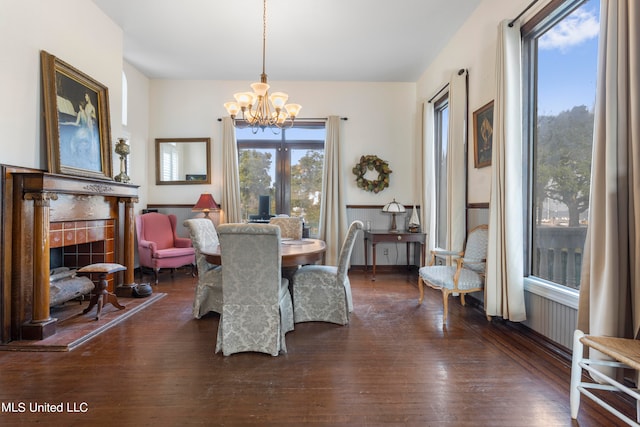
523 0 600 289
237 124 325 237
434 94 449 249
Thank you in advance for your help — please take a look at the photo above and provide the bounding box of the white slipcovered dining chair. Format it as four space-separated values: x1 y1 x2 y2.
292 220 363 325
183 218 222 318
417 224 488 324
215 223 294 356
269 216 303 240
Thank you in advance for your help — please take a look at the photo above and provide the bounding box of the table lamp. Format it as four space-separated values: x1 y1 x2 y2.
382 199 405 233
193 193 220 219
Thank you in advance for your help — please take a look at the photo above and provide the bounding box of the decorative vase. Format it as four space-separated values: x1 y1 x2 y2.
114 138 131 183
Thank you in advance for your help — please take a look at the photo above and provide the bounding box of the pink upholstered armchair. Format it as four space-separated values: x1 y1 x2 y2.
135 213 195 284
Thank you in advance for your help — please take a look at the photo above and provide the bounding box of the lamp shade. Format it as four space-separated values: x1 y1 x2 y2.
193 193 220 216
382 199 406 213
382 198 405 232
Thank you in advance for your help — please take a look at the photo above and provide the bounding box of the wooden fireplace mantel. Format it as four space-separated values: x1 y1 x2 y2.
10 172 139 341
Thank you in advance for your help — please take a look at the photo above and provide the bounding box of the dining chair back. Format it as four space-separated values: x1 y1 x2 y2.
269 216 303 240
215 223 294 356
183 218 223 318
292 220 363 325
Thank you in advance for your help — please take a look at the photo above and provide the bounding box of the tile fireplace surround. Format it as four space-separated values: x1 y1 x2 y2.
2 170 139 343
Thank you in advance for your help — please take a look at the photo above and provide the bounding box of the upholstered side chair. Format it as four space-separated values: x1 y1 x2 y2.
135 212 195 285
215 223 294 356
183 218 223 318
417 224 489 324
269 216 303 240
292 220 363 325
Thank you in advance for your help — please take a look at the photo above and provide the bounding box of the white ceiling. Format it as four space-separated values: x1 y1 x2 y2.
91 0 482 82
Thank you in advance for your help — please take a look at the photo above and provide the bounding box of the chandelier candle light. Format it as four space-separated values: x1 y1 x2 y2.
223 0 301 131
382 199 406 233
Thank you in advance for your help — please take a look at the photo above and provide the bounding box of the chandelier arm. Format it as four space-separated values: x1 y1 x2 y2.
262 0 267 77
224 0 301 131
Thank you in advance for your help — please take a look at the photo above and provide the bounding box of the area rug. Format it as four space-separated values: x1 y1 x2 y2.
0 292 167 352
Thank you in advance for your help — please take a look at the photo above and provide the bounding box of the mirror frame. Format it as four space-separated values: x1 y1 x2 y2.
155 137 211 185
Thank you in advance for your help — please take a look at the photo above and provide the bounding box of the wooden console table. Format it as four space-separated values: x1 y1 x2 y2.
363 230 426 281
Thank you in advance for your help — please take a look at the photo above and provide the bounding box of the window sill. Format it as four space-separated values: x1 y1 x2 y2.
524 277 579 310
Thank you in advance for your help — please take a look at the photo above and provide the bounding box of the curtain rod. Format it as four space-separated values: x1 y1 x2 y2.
428 68 466 103
217 117 348 122
509 0 539 27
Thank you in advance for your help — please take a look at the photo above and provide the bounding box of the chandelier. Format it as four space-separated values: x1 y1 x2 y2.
223 0 301 132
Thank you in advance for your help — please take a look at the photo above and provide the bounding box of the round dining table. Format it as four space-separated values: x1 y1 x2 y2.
202 238 326 268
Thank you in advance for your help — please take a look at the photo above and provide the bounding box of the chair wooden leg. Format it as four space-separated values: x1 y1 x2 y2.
153 268 159 285
570 329 585 419
442 290 450 324
418 278 424 304
460 293 466 306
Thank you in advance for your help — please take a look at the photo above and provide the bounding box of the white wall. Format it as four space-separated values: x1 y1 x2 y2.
122 61 150 208
0 0 124 175
147 80 417 208
416 0 542 204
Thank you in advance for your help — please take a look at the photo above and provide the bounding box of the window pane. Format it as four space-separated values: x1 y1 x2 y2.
285 126 326 141
528 0 599 289
290 148 324 236
435 99 449 249
238 148 276 220
236 127 281 141
237 125 325 237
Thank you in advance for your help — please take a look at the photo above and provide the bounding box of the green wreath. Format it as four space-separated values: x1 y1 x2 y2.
352 155 392 193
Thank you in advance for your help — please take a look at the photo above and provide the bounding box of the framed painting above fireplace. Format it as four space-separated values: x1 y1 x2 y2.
40 50 113 180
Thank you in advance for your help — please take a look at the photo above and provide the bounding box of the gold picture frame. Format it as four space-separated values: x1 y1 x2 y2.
41 51 113 180
473 100 494 169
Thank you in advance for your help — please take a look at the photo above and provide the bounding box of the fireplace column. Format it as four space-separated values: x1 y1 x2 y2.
116 196 139 296
22 191 58 340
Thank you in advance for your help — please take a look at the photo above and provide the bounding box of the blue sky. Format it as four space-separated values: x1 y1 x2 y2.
537 0 600 116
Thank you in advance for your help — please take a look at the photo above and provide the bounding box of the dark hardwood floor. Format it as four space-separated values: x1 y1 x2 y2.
0 268 629 426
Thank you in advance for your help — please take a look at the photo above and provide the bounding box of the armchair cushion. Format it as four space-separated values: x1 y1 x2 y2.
418 266 483 291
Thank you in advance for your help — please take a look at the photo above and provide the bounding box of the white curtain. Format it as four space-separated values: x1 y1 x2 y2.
220 117 242 224
446 69 468 253
318 116 347 265
485 20 526 322
578 0 640 340
421 101 437 252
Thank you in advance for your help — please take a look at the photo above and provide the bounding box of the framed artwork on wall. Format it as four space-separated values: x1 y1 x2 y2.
473 100 494 169
41 50 113 180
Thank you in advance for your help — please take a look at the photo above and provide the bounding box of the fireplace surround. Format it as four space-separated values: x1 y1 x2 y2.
1 168 138 342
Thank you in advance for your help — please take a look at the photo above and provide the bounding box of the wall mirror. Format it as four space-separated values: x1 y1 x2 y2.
155 137 211 185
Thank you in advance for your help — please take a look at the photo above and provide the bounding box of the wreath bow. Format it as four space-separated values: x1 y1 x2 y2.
352 155 391 193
